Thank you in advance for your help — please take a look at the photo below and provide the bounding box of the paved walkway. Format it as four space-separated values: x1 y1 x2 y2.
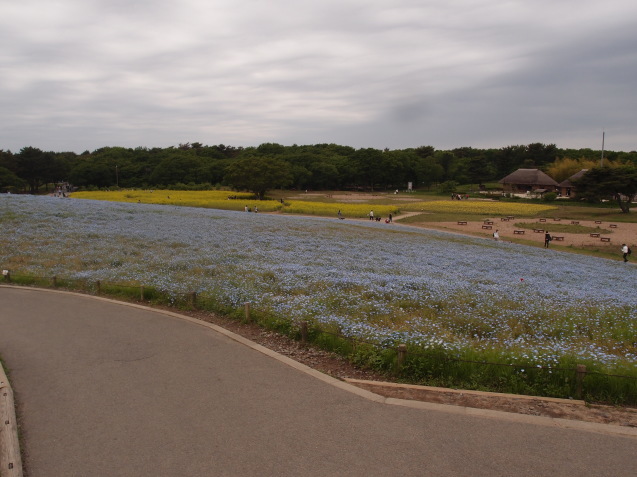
0 286 635 476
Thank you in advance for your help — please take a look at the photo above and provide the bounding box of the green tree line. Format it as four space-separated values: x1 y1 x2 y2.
1 141 636 194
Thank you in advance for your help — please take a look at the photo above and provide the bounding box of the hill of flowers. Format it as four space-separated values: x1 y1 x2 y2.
1 194 635 374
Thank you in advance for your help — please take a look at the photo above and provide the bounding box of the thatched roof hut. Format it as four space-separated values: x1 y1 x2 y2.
558 169 588 197
499 168 559 193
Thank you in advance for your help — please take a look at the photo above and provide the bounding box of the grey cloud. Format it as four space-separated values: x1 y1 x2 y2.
1 0 636 152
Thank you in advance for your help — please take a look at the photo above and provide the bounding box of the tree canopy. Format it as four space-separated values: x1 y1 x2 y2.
224 155 293 200
574 166 637 213
1 142 636 194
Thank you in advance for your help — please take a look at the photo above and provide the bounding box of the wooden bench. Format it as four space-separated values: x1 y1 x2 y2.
595 220 602 224
513 230 525 235
500 217 510 221
610 224 617 228
553 218 561 221
539 218 546 222
483 221 494 225
590 233 600 238
601 237 611 242
533 229 544 233
482 225 492 230
571 221 579 225
457 221 467 225
552 236 564 241
507 216 515 220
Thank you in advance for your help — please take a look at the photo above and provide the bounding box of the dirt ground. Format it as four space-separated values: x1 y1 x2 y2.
184 309 637 429
417 217 636 251
294 192 636 253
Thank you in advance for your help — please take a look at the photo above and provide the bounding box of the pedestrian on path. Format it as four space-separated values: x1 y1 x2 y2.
493 229 499 241
622 244 630 262
544 232 552 248
369 210 374 221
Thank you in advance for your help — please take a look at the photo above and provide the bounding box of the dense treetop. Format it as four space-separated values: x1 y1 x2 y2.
1 142 636 194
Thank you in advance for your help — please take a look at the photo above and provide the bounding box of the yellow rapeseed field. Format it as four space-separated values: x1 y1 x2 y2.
401 200 557 216
73 191 555 218
73 191 400 218
72 190 283 212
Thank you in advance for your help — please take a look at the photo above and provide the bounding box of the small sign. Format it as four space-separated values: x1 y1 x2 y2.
2 270 8 276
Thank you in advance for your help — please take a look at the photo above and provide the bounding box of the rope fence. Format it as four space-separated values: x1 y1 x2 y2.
2 269 636 404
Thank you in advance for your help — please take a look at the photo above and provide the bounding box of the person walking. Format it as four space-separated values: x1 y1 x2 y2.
493 229 499 241
544 232 551 248
369 210 374 221
388 213 393 223
622 244 630 262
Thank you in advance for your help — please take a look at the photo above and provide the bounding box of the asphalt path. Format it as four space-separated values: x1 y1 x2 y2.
0 286 635 476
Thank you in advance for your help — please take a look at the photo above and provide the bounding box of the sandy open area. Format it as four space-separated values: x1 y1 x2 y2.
411 217 636 252
289 192 635 253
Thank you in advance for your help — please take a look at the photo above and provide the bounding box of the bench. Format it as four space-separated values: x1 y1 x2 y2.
533 229 544 233
601 237 611 242
595 221 602 224
589 233 600 238
553 218 561 221
610 224 617 228
571 221 579 225
514 230 525 235
457 221 467 225
507 216 515 220
482 225 492 230
500 217 510 221
483 221 494 225
539 218 546 222
552 236 564 241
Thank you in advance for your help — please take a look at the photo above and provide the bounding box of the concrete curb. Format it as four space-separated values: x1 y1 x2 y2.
343 378 588 405
1 285 636 441
0 360 23 477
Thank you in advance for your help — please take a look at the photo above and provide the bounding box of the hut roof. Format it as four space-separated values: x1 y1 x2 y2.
558 169 588 187
499 168 559 186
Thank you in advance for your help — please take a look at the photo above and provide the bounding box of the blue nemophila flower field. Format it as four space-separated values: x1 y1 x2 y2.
2 194 636 370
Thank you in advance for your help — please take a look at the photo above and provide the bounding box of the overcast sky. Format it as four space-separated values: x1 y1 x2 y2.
2 0 636 153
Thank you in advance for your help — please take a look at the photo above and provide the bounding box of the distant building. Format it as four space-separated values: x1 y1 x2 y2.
499 168 559 195
558 169 588 197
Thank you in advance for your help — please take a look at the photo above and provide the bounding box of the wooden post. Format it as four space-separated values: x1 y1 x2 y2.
96 280 101 294
576 364 587 399
140 285 144 301
51 276 57 287
190 291 197 309
300 321 308 343
244 302 251 322
396 344 407 373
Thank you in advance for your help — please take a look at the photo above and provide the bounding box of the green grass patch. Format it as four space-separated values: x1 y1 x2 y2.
513 222 612 234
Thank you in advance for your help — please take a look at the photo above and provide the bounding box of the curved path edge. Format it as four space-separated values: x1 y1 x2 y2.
1 284 635 444
0 357 23 477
